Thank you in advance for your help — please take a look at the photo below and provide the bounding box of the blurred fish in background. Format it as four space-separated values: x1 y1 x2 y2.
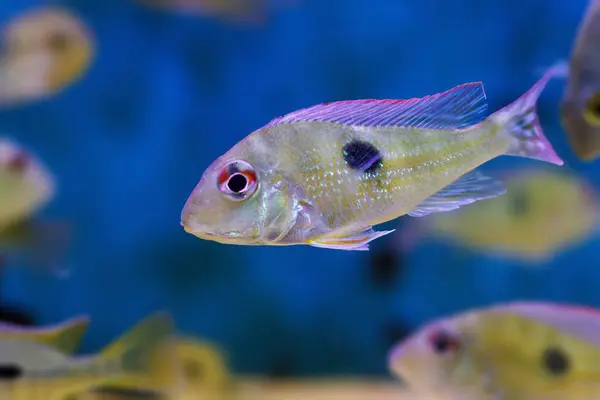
389 301 600 399
0 314 88 354
0 5 93 107
390 167 600 264
561 0 600 161
0 312 176 400
0 137 70 274
136 0 298 25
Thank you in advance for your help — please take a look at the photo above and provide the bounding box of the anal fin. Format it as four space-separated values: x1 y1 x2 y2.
408 170 506 218
309 227 395 251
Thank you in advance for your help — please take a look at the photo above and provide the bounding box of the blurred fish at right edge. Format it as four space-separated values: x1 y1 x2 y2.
560 0 600 161
0 137 72 274
389 301 600 400
0 312 177 400
136 0 298 25
391 168 600 264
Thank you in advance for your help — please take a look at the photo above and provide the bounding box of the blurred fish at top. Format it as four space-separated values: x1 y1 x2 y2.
561 0 600 161
390 168 600 264
0 312 176 400
389 301 600 400
0 137 71 275
0 5 93 107
181 66 564 251
136 0 297 25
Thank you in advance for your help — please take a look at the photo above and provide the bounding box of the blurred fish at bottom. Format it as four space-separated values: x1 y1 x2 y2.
77 336 234 400
560 0 600 161
0 312 177 400
0 314 88 355
0 5 94 107
0 137 72 274
391 167 600 264
389 301 600 400
136 0 298 25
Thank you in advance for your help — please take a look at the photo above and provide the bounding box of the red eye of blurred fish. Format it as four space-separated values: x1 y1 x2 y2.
6 152 29 174
427 330 460 355
217 160 258 201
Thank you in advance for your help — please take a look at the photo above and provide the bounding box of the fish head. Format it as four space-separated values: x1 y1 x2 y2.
388 315 479 395
0 138 55 228
560 76 600 161
181 143 304 246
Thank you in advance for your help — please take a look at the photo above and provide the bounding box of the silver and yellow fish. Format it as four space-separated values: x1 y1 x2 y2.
561 0 600 161
389 301 600 400
182 67 564 251
0 314 89 355
0 312 176 400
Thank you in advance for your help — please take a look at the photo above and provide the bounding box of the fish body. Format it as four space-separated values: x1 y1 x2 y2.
0 138 54 231
561 0 600 161
0 6 93 106
389 302 600 399
182 67 564 251
0 315 89 355
1 312 176 400
394 168 600 262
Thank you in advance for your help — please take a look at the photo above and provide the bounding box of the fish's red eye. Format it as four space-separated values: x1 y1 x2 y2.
427 330 460 355
6 152 29 174
217 160 258 201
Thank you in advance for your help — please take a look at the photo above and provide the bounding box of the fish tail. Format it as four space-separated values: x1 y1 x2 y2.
95 312 177 394
489 64 566 166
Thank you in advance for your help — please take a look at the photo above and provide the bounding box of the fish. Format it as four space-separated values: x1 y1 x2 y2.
0 5 94 107
389 301 600 399
0 312 177 400
181 66 564 251
0 314 89 355
136 0 295 25
560 0 600 161
390 167 600 263
81 336 233 400
0 138 71 274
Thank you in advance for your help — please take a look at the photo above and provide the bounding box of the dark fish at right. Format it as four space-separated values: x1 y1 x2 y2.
561 0 600 161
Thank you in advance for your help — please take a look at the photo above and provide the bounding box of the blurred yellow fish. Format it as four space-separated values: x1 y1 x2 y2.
0 6 94 106
392 168 600 263
80 336 233 400
561 0 600 161
0 312 176 400
389 301 600 400
136 0 295 25
0 314 88 355
0 137 71 273
182 66 564 251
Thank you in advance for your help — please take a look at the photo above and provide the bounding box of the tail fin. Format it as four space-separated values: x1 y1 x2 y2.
96 312 177 394
5 315 90 355
489 64 567 166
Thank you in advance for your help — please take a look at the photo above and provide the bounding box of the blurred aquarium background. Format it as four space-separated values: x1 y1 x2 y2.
0 0 599 385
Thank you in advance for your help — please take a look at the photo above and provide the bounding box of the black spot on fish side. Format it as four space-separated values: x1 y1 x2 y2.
507 189 529 217
342 140 383 174
0 364 23 380
0 305 35 326
542 346 570 376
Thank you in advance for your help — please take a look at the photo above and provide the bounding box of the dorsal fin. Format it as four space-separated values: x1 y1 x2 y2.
495 302 600 348
265 82 488 130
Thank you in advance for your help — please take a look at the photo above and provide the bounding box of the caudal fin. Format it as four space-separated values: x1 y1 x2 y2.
490 64 567 166
96 312 177 394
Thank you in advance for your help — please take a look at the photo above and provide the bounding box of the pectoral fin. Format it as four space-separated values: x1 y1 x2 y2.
309 227 395 251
